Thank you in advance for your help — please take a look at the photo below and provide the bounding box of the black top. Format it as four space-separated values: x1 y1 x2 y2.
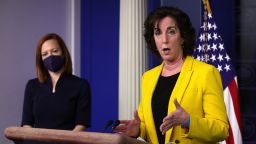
151 73 180 144
22 74 91 130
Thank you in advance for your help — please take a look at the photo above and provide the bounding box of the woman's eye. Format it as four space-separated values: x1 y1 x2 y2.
53 49 60 54
168 30 176 35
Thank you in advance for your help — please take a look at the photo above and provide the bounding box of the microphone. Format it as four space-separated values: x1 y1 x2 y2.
103 120 113 132
111 120 120 132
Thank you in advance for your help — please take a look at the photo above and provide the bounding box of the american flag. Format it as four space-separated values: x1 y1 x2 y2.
193 4 243 144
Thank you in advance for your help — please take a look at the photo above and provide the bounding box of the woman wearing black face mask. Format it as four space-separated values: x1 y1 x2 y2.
20 33 91 144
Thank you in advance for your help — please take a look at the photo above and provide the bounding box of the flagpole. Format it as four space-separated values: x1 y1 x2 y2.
202 0 212 14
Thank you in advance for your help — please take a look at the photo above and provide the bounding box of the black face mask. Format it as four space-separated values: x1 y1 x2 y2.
43 55 64 72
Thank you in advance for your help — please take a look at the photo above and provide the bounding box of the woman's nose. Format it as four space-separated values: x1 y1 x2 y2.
49 52 55 56
162 34 168 44
45 53 53 59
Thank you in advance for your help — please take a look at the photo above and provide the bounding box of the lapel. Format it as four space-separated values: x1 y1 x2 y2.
165 56 194 142
144 63 163 143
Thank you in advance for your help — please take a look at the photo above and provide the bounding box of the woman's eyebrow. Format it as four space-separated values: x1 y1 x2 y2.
167 26 177 30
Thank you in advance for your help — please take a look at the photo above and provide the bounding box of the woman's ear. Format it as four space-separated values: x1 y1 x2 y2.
181 38 185 45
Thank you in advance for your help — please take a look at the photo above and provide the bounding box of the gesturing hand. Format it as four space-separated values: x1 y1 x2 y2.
113 110 140 138
160 98 189 135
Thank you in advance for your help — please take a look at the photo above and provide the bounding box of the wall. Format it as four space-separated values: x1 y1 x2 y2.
236 0 256 143
80 0 119 132
0 0 75 143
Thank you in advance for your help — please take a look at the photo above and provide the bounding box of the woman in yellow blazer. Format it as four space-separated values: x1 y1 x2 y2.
114 6 229 144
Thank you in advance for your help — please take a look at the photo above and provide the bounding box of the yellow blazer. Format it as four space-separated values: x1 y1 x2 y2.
138 56 229 144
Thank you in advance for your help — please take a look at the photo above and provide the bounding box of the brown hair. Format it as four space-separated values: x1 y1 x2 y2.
36 33 72 83
144 6 196 57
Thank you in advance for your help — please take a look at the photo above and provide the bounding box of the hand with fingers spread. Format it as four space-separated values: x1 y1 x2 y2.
113 111 140 138
160 98 189 135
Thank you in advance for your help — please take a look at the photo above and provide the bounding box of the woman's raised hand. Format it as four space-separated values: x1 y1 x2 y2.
113 110 140 138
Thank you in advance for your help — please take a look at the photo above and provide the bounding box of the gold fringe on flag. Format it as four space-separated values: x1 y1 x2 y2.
202 0 212 14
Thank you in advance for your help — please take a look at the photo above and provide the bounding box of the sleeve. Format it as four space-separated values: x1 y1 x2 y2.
186 66 229 142
75 79 91 128
21 80 35 126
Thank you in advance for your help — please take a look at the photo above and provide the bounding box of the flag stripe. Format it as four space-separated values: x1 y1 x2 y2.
228 78 242 129
220 140 227 144
224 87 243 144
227 120 235 144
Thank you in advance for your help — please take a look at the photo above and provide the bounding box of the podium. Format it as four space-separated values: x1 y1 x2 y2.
4 127 148 144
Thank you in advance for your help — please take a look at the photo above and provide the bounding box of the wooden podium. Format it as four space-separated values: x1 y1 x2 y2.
4 127 148 144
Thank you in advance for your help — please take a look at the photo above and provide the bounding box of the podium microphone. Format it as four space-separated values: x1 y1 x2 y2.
103 120 113 132
111 120 120 132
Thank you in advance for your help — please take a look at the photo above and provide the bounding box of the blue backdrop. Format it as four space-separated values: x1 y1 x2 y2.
80 0 119 132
